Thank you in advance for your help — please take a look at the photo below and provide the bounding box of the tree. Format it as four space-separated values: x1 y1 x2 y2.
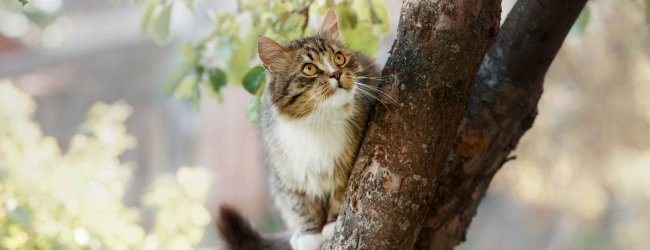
324 0 587 249
2 0 635 248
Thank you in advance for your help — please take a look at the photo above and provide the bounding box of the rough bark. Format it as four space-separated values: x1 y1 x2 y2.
414 0 588 249
324 0 501 249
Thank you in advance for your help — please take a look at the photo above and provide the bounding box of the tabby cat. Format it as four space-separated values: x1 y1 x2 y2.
218 9 380 250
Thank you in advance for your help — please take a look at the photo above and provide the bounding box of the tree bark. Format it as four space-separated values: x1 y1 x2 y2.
324 0 501 249
414 0 588 249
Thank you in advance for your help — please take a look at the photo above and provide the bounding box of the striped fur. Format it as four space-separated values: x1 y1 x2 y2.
218 9 380 250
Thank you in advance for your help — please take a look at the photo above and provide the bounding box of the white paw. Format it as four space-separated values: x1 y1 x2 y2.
322 222 336 240
290 231 323 250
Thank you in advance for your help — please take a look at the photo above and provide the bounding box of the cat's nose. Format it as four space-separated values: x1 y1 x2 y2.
330 70 342 80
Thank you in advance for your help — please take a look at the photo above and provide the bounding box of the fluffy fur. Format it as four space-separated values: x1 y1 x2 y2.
217 205 292 250
218 9 380 250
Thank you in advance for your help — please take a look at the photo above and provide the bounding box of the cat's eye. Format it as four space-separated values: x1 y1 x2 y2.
333 52 346 65
302 63 318 76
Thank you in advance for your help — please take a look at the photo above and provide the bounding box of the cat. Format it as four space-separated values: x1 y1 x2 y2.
218 8 381 250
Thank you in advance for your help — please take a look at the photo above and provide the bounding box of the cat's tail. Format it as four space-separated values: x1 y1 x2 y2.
217 205 291 250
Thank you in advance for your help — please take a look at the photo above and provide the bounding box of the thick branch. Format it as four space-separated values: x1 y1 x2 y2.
415 0 588 249
324 0 501 249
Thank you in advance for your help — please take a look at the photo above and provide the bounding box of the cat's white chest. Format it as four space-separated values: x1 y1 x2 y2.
273 114 351 197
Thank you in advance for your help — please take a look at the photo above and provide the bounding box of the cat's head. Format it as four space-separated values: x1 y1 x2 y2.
258 9 363 120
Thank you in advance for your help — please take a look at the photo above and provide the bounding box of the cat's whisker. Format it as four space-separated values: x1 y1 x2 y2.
357 77 389 84
356 81 387 90
359 91 389 111
357 84 396 107
358 87 394 103
293 94 315 117
294 85 328 117
356 86 390 110
316 94 326 136
356 82 398 104
357 76 389 80
356 65 385 78
358 85 397 104
347 113 363 132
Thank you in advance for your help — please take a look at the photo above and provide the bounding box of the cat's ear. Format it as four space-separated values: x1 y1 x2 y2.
318 8 340 41
258 36 288 73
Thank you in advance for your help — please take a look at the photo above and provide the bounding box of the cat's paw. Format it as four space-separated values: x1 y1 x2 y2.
290 231 323 250
322 222 336 240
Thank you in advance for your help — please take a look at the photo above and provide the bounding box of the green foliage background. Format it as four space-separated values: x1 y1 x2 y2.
6 0 650 249
0 82 211 249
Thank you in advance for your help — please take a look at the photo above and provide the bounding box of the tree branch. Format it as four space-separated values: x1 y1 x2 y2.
324 0 501 249
414 0 588 249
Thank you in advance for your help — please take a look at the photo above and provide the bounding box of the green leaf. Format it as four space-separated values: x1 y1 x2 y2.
180 42 198 61
140 1 158 35
181 0 195 11
366 0 381 25
347 10 359 29
343 24 379 55
150 3 173 45
190 79 201 109
18 0 28 5
163 62 194 98
227 29 257 84
208 68 227 91
354 0 390 34
242 66 266 95
246 98 259 123
371 0 390 33
284 13 303 33
204 82 224 103
335 5 358 29
175 74 198 99
571 5 590 36
7 206 30 226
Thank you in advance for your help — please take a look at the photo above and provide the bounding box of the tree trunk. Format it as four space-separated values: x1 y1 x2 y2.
324 0 501 249
415 0 587 249
322 0 588 249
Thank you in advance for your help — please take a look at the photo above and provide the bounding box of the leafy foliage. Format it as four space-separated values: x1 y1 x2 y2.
242 65 265 95
0 82 211 249
138 0 390 120
2 0 63 42
242 65 266 122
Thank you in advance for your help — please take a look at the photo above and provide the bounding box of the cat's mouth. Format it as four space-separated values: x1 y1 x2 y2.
328 75 355 91
319 83 355 109
311 73 356 110
323 80 353 97
335 79 352 90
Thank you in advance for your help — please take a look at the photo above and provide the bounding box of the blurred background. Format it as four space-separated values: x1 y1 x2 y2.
0 0 649 249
